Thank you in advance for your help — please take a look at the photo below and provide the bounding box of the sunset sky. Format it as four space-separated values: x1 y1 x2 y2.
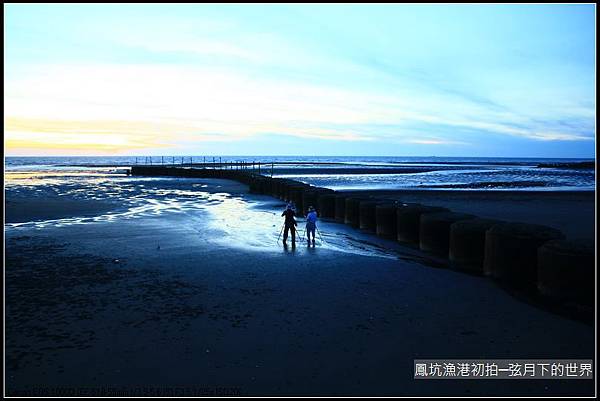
4 4 596 157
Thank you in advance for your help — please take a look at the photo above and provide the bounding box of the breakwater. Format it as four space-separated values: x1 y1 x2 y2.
131 165 594 310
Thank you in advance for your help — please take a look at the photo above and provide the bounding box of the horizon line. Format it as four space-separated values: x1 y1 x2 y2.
3 154 596 159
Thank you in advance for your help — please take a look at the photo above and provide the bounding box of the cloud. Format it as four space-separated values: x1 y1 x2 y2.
3 116 249 152
4 61 594 156
524 132 595 141
405 138 469 145
445 120 594 142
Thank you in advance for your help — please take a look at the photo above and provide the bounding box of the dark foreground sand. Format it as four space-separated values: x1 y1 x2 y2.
5 179 595 396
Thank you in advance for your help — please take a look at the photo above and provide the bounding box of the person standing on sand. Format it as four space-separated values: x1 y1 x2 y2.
281 203 297 246
305 205 318 245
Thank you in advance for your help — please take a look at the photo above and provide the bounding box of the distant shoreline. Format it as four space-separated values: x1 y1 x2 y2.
48 160 596 169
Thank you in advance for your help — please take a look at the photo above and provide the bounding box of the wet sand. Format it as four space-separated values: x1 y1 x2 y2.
5 196 120 224
5 179 595 396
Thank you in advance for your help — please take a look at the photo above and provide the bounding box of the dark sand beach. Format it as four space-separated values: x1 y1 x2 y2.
5 197 120 224
5 177 595 396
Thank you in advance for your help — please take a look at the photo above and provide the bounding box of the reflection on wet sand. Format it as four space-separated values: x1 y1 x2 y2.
6 175 397 259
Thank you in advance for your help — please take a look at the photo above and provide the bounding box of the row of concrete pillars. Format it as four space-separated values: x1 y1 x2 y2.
131 165 594 308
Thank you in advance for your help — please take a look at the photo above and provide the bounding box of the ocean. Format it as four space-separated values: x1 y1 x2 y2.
4 156 596 191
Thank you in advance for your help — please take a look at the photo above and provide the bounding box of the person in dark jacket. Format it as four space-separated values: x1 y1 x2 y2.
281 203 297 246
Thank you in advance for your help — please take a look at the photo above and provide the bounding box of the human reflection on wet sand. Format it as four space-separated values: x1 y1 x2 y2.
282 241 296 253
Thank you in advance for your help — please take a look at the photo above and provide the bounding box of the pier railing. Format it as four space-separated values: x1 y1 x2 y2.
134 157 274 176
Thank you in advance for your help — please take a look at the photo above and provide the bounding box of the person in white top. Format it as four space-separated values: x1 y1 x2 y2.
305 206 318 244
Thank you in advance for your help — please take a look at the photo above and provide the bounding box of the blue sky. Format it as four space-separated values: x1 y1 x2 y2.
4 4 596 157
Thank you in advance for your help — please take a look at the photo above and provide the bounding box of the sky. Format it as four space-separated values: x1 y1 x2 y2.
3 4 596 157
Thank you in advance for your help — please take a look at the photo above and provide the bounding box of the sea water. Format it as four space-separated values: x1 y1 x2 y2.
5 156 596 191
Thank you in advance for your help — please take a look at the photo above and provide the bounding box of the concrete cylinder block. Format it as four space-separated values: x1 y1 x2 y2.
272 179 281 197
277 180 294 200
317 194 336 219
359 200 382 232
285 183 304 203
419 212 476 256
302 190 319 216
288 186 306 212
258 177 272 195
249 177 262 194
314 188 335 208
375 202 398 239
449 218 503 274
537 239 594 305
396 203 448 244
483 222 564 287
335 195 348 222
345 197 365 227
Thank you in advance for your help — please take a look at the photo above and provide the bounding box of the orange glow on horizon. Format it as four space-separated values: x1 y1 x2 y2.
4 117 185 154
